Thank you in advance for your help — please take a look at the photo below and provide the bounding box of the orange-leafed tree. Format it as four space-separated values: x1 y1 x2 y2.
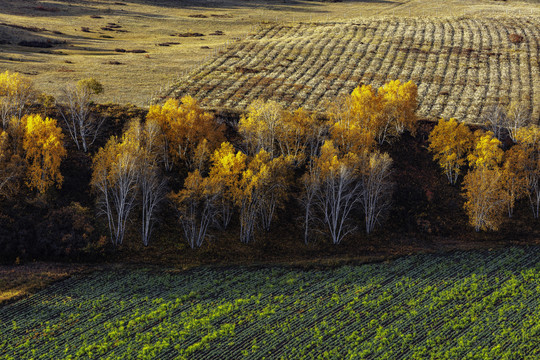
428 118 475 185
23 114 67 195
462 131 505 231
0 71 35 129
147 96 224 170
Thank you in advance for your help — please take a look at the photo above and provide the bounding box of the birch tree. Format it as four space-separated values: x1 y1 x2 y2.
314 141 362 244
428 118 474 185
139 119 166 246
170 170 220 248
360 151 393 234
500 145 528 217
0 71 35 129
59 78 105 152
515 125 540 218
238 99 283 157
234 150 272 243
0 130 24 198
208 142 246 230
505 101 529 143
463 131 506 231
90 121 141 246
23 114 67 194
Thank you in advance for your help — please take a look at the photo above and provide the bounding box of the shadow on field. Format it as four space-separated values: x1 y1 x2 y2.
0 0 397 18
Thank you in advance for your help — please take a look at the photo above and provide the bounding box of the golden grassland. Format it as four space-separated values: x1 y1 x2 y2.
0 0 538 106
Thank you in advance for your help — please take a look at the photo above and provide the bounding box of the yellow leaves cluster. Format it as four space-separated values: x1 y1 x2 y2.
329 80 417 151
239 99 282 157
0 130 24 198
0 71 34 99
467 131 504 170
462 167 505 231
93 121 141 189
147 96 224 169
276 108 319 164
0 71 35 127
23 114 66 194
379 80 418 135
428 118 474 184
429 118 535 230
314 140 359 180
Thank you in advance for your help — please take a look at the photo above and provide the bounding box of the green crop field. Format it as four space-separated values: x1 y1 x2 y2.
1 247 540 359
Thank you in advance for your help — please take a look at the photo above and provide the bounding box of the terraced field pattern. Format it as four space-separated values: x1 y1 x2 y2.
2 247 540 359
170 17 540 124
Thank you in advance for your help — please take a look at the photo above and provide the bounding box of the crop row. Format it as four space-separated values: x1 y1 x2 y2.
169 16 540 124
1 247 540 359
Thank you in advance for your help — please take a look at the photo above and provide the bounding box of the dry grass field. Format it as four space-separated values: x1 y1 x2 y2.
169 15 540 123
0 0 538 107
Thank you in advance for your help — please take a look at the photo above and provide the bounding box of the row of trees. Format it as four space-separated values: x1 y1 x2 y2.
429 114 537 232
5 67 536 250
89 80 417 248
137 80 415 247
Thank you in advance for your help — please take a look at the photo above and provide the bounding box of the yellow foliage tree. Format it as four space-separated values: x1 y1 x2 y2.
467 131 504 170
378 79 418 138
428 118 474 184
463 131 505 231
233 149 292 242
0 130 25 198
501 145 529 217
275 107 319 166
146 96 224 170
170 169 221 248
312 140 363 244
0 71 35 129
208 142 247 229
23 114 67 194
90 120 141 245
329 85 377 154
238 99 283 157
515 125 540 218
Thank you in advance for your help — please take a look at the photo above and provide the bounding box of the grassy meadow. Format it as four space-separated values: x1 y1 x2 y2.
0 0 538 106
